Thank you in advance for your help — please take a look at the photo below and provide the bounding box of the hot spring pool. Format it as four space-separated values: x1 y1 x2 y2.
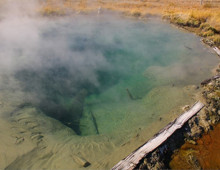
0 13 218 169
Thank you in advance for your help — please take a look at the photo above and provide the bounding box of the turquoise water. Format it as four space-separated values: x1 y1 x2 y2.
13 15 218 137
1 13 219 169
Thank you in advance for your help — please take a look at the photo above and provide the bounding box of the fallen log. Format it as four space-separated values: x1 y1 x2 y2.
112 101 204 170
213 47 220 56
201 75 220 86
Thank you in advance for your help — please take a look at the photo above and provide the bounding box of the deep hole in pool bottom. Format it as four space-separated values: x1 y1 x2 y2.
15 66 109 135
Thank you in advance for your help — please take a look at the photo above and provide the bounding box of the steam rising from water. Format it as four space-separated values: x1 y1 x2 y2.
0 1 218 135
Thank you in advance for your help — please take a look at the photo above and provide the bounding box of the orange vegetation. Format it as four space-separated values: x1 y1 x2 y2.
170 123 220 169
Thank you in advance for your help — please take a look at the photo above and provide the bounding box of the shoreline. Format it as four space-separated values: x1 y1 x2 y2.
107 8 220 170
112 102 205 170
0 2 219 169
115 73 220 169
112 69 220 170
111 21 220 169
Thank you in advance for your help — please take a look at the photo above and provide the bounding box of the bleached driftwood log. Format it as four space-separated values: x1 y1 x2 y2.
213 47 220 56
112 101 204 170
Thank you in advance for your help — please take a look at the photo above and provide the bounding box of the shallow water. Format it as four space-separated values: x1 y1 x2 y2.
13 16 218 135
0 14 219 169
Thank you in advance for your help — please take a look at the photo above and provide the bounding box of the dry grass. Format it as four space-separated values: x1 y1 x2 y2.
40 5 65 16
189 10 211 22
37 0 220 38
213 35 220 45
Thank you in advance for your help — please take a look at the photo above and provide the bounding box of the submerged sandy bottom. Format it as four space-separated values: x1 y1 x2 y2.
0 14 219 169
0 85 201 170
0 86 217 169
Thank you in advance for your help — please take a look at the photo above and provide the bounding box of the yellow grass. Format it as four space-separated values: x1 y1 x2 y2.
35 0 220 34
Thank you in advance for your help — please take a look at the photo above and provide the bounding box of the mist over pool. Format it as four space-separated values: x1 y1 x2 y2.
0 5 218 169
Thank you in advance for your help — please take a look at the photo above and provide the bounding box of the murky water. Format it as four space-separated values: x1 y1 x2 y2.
0 14 219 169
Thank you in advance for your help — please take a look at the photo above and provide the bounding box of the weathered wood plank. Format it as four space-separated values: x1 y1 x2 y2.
112 101 204 170
213 47 220 56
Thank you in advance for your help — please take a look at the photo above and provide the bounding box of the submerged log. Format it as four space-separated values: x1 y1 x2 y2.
90 110 99 134
72 155 91 167
126 88 134 100
111 101 204 170
184 45 192 50
126 88 142 100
